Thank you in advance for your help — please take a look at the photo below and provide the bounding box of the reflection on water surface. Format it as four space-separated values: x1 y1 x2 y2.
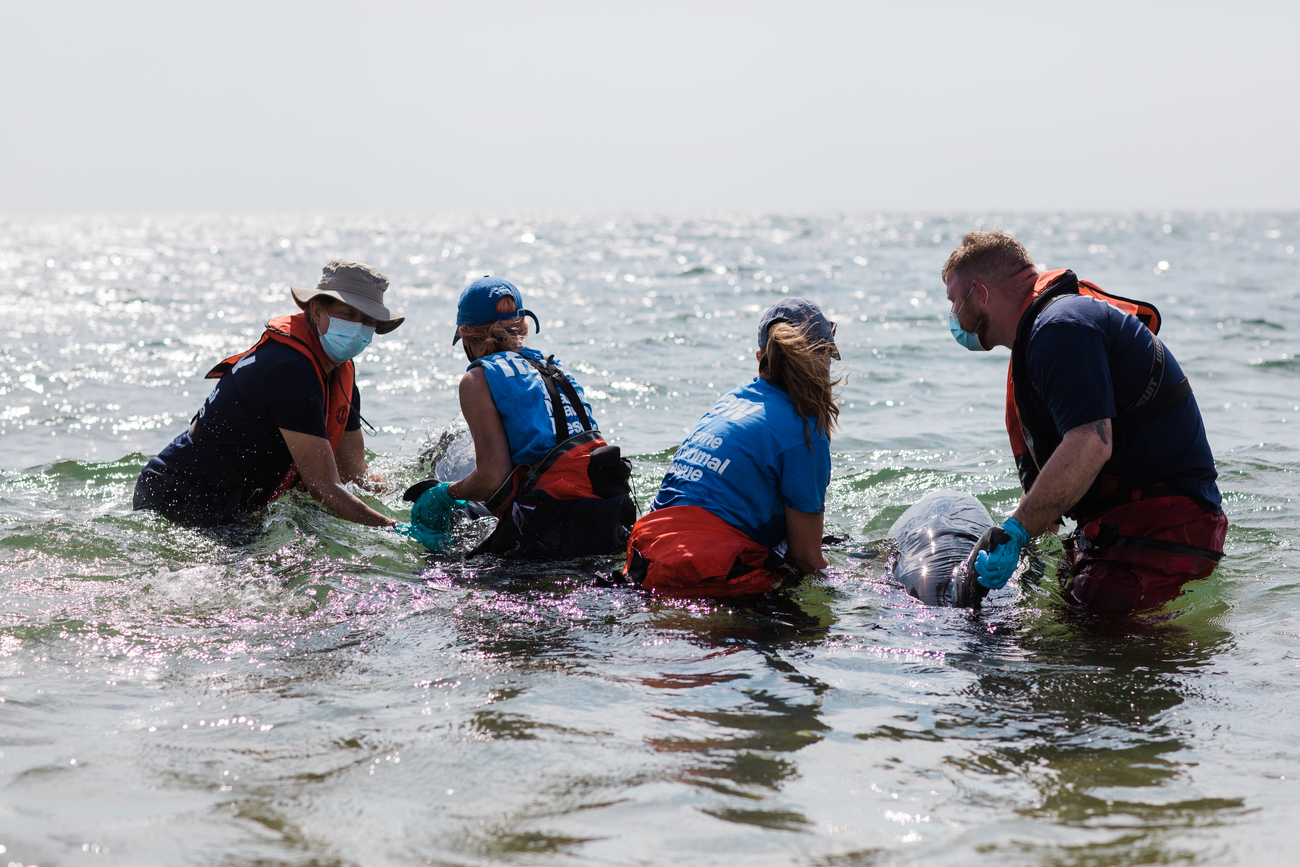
2 211 1298 865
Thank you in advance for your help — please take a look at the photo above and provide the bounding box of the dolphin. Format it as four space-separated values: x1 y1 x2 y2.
885 490 1006 608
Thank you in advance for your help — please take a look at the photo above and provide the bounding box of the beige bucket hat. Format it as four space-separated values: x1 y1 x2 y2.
291 259 404 334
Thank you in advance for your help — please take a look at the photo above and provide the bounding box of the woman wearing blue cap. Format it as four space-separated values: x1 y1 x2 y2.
625 299 841 598
402 276 636 557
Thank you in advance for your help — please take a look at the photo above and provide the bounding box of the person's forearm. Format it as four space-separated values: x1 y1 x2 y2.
447 466 509 502
1010 420 1111 537
314 482 395 527
783 506 829 576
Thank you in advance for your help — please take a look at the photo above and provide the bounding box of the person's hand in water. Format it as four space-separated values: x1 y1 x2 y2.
974 517 1030 589
395 482 468 552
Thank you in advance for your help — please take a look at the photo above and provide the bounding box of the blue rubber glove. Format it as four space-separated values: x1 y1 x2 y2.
974 517 1031 589
398 482 468 552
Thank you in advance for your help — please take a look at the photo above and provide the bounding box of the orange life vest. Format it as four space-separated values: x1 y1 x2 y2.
202 313 355 504
1006 270 1180 514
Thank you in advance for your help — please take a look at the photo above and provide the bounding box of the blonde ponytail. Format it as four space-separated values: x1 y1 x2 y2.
758 321 841 444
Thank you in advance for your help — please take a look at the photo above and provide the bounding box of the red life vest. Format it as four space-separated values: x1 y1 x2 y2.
203 313 355 504
1005 270 1180 515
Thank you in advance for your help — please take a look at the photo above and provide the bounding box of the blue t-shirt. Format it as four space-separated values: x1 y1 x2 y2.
1026 294 1221 512
150 340 361 502
472 347 597 467
651 377 832 549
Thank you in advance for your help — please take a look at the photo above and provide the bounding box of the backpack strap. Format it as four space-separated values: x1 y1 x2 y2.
479 354 598 517
516 353 594 442
544 356 593 432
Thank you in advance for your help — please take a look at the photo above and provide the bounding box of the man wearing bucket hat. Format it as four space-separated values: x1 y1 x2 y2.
133 259 404 528
624 298 842 598
401 275 636 557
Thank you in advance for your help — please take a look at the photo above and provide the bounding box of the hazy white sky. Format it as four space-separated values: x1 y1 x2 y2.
2 0 1296 213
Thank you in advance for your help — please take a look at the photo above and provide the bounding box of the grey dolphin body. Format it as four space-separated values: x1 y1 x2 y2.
425 426 477 481
886 491 997 607
403 426 491 523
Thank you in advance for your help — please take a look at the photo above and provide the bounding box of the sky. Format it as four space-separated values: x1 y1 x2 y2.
1 0 1297 213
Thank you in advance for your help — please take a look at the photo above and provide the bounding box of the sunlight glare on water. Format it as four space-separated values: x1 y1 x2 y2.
0 211 1298 865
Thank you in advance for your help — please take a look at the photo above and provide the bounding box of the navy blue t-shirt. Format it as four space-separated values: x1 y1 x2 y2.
1025 294 1221 513
151 340 361 503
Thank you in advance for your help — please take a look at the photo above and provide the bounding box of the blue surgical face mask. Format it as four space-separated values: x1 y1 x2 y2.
949 312 986 351
320 316 375 363
948 283 988 351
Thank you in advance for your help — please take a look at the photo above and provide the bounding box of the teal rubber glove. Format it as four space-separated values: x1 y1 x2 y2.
400 482 469 552
393 520 449 553
974 517 1030 589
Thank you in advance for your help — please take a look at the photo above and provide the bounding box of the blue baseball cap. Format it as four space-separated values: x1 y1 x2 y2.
757 298 837 353
452 276 541 344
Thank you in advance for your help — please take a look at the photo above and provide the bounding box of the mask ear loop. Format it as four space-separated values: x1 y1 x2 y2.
326 309 378 438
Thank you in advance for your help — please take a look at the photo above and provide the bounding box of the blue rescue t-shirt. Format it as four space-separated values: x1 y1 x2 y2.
1026 294 1221 513
472 347 597 467
651 377 832 550
150 340 361 502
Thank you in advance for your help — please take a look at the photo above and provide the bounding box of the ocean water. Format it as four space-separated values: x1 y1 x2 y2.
0 211 1297 866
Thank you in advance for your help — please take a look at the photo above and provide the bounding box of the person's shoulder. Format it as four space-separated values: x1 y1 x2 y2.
745 377 795 409
745 379 814 434
700 378 766 423
229 339 320 387
1032 294 1116 339
249 338 314 367
714 377 769 409
517 346 547 364
459 365 491 400
1049 292 1117 320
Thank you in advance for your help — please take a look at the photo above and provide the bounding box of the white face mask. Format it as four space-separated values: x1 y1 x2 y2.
320 316 375 363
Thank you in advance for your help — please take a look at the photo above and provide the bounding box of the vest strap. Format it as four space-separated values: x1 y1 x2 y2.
1077 522 1224 562
547 356 593 431
1119 376 1192 432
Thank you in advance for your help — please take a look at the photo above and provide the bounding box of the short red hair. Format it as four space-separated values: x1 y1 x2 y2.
941 230 1035 284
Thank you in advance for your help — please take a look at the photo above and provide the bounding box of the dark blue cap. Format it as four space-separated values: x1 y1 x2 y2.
452 276 541 344
757 297 836 350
